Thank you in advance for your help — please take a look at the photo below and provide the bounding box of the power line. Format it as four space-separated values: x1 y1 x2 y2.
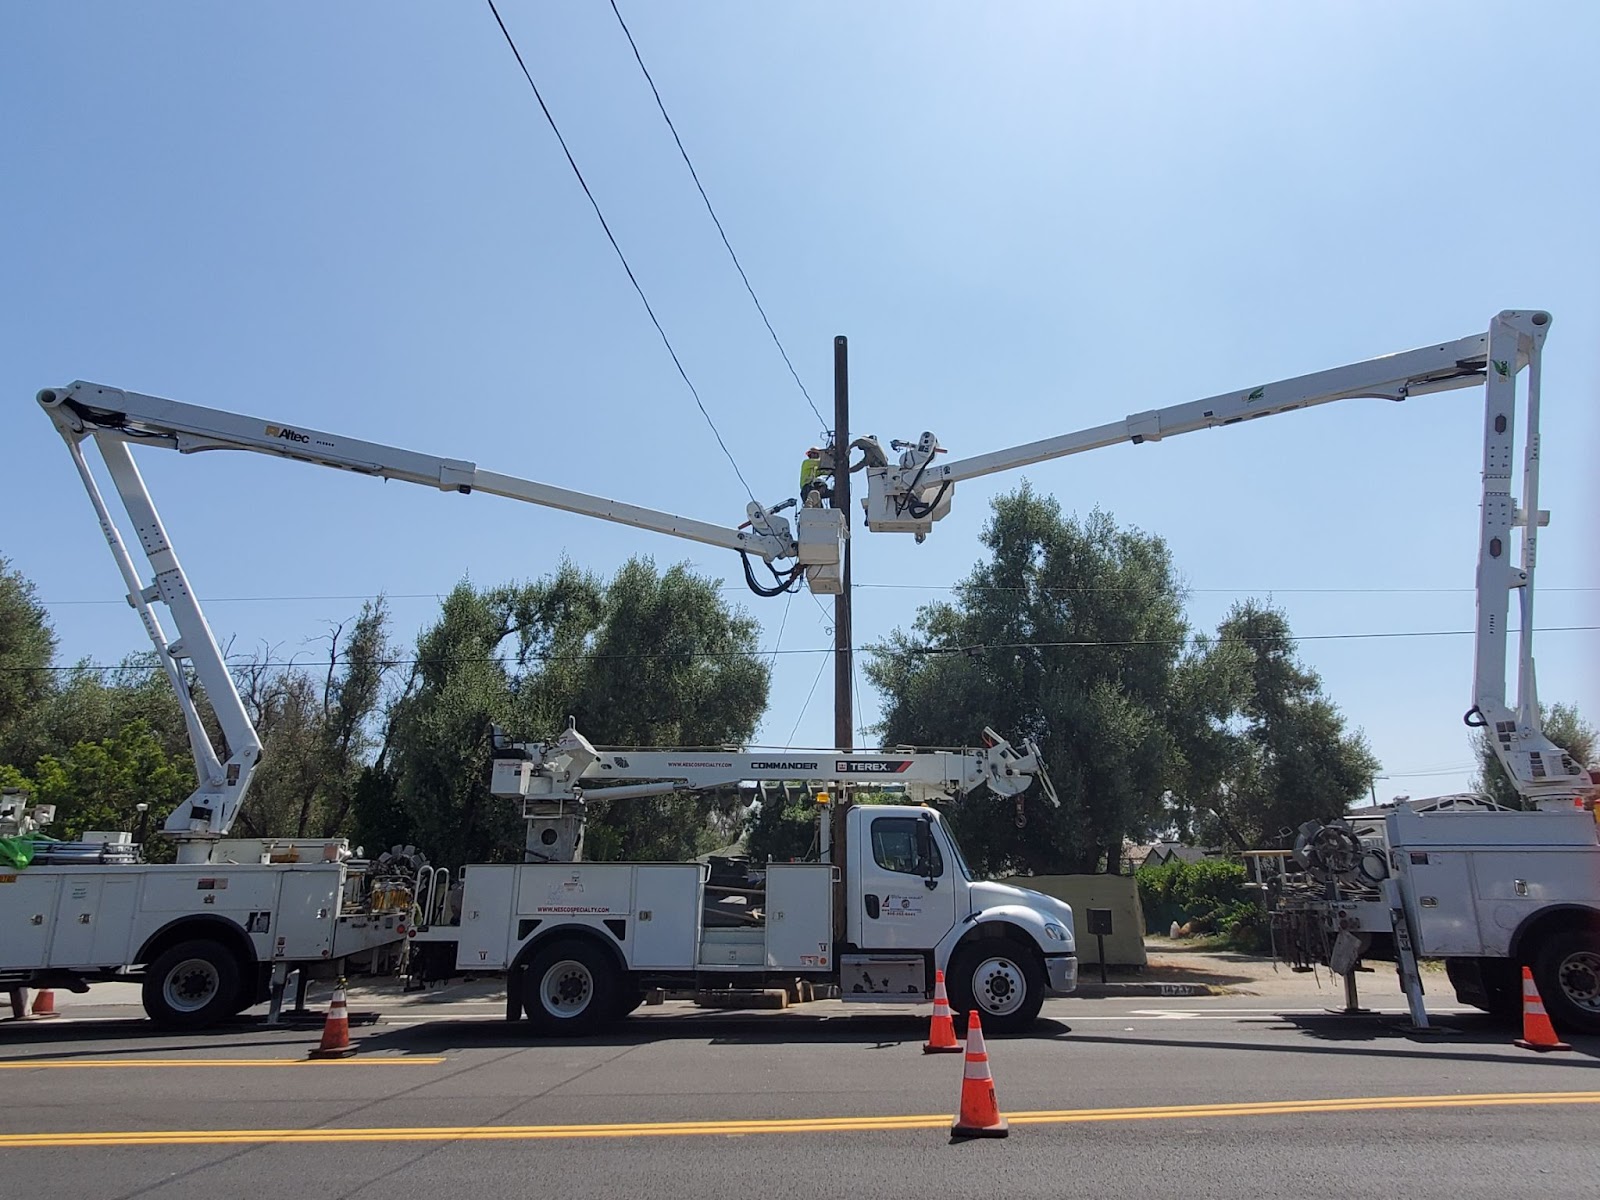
903 625 1600 656
15 622 1599 675
482 0 759 505
852 583 1600 596
605 0 826 433
786 646 832 746
767 587 794 671
40 584 1600 607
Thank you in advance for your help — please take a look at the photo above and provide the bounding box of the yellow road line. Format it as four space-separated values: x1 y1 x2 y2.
5 1091 1598 1147
0 1058 445 1070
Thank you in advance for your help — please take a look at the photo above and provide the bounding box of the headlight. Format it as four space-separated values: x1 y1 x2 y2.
1043 922 1067 942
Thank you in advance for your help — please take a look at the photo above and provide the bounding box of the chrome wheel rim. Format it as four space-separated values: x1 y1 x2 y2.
972 956 1026 1017
539 959 595 1018
163 957 221 1013
1556 950 1600 1013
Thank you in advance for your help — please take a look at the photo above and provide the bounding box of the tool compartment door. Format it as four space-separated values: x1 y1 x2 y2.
0 871 59 969
764 864 833 970
275 868 341 960
1396 849 1482 956
632 865 700 968
48 874 139 967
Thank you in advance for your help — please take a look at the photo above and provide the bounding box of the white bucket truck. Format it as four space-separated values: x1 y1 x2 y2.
407 724 1077 1034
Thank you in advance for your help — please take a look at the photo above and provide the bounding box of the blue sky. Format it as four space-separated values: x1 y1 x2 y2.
3 2 1596 802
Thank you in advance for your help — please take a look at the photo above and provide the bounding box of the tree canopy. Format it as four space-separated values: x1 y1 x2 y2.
867 487 1192 874
866 487 1378 874
372 559 769 868
0 557 57 755
1174 601 1378 848
0 554 767 870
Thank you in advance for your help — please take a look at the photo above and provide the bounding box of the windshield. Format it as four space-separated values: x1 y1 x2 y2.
939 815 974 881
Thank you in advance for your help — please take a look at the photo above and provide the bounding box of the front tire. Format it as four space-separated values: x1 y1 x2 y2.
521 939 619 1036
142 939 242 1029
1531 929 1600 1036
947 942 1046 1034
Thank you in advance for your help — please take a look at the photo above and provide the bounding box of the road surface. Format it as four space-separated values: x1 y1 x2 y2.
3 989 1595 1199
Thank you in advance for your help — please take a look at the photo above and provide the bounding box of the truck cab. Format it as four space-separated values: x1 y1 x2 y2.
843 804 1077 1025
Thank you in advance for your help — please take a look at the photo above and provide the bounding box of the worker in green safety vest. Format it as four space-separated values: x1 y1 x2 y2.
800 447 831 505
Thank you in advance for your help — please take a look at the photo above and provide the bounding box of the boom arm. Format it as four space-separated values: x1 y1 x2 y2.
39 383 802 563
489 720 1058 862
35 380 839 856
860 310 1587 806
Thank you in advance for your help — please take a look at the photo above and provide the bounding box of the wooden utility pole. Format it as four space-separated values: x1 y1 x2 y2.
832 335 852 750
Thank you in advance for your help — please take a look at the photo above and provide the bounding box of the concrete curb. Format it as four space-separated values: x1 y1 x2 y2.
1073 982 1231 998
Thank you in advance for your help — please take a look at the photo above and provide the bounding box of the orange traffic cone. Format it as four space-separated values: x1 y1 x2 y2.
924 969 962 1054
951 1010 1008 1138
29 989 59 1019
308 978 357 1059
1514 966 1571 1052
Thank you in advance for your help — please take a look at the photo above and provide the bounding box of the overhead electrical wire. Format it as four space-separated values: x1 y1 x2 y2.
605 0 826 432
482 0 759 506
40 584 1599 607
15 623 1598 675
786 649 832 746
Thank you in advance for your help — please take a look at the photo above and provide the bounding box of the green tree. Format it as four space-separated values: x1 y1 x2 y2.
867 488 1196 876
379 582 534 869
0 556 57 755
7 655 197 776
233 600 395 839
0 763 36 794
1163 631 1254 845
1198 602 1378 848
1471 701 1596 809
743 785 820 864
376 558 768 869
541 560 768 862
31 719 190 842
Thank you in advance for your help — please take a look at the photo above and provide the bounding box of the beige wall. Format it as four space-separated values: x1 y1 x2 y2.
1003 874 1147 967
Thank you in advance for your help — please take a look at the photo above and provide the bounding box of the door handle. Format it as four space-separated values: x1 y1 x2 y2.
864 894 880 919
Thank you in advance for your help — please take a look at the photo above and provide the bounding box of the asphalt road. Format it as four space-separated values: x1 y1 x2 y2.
4 993 1597 1200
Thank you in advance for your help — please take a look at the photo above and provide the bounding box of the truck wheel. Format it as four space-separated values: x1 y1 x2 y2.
947 943 1046 1034
1531 929 1600 1036
142 939 242 1029
522 939 618 1036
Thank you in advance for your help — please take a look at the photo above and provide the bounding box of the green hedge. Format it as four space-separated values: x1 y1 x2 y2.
1135 858 1265 950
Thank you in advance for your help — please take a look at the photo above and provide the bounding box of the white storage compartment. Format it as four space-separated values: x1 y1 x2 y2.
765 863 834 970
700 927 765 966
515 864 633 917
455 865 518 970
839 953 925 1001
1 872 60 969
632 864 702 968
48 874 139 967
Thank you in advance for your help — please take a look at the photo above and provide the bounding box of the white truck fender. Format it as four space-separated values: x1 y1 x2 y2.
936 903 1075 967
